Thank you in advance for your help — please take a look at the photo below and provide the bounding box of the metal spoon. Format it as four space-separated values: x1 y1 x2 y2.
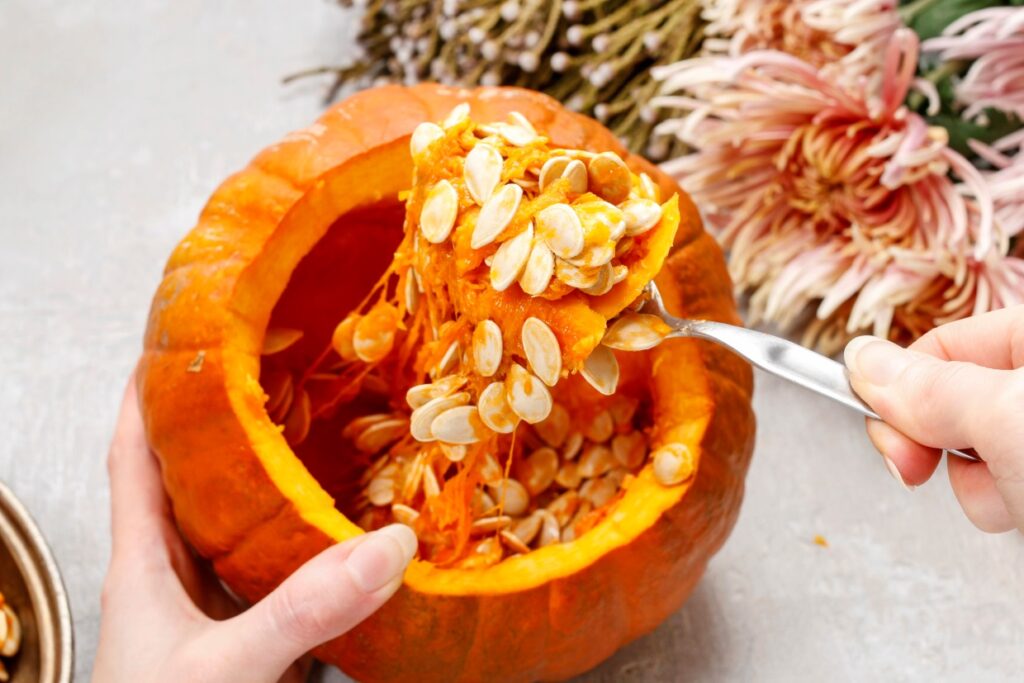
640 282 981 463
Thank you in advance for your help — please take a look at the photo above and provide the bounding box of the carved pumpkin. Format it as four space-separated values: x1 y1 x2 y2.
138 84 755 682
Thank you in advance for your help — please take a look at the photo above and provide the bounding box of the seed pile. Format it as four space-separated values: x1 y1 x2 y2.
263 107 685 565
0 592 21 681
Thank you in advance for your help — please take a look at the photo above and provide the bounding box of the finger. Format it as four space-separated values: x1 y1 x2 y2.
864 419 941 489
844 337 1010 452
214 525 417 675
947 458 1016 533
908 304 1024 370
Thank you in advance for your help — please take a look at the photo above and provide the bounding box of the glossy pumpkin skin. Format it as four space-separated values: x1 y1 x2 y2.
138 84 755 682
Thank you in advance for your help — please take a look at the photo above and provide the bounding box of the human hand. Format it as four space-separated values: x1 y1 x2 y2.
844 305 1024 533
92 378 417 682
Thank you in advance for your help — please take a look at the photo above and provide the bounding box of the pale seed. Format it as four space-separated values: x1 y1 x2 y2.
472 183 523 249
360 456 392 486
581 262 614 296
488 478 530 516
615 238 635 258
410 392 470 442
562 430 584 461
400 454 426 501
431 405 485 444
547 490 580 527
443 102 470 128
506 111 537 135
535 402 570 447
580 477 617 508
423 465 442 497
652 442 696 486
500 529 531 555
472 320 503 377
353 304 399 363
434 341 461 376
265 372 294 422
478 381 518 434
480 452 504 485
611 431 647 469
535 203 584 259
587 151 631 203
638 172 661 201
420 179 459 244
403 271 419 314
490 222 534 291
519 240 555 295
602 313 671 351
283 389 311 445
555 259 601 289
582 410 614 442
522 317 562 387
490 121 536 146
441 442 468 462
609 396 639 427
405 375 467 410
392 503 420 526
522 447 559 495
561 159 589 195
472 489 497 517
580 345 619 396
566 242 616 269
465 142 503 205
355 418 409 453
461 536 503 569
554 461 582 489
611 264 629 284
536 509 560 547
262 328 304 355
604 467 630 489
332 314 361 361
561 501 593 542
578 443 613 478
538 156 571 191
622 198 663 236
506 363 553 424
410 121 445 157
366 476 395 506
471 515 513 534
511 512 543 545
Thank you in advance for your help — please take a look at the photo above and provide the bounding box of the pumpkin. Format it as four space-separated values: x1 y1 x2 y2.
138 84 755 682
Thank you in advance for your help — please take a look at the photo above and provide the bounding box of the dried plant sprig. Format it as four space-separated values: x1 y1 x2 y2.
289 0 705 158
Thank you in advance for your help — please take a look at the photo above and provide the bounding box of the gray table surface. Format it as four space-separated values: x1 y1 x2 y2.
2 2 1022 681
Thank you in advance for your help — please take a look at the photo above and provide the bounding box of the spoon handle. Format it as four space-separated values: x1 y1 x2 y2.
675 320 982 464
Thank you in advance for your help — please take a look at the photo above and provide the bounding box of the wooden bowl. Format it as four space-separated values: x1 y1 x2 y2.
0 482 73 682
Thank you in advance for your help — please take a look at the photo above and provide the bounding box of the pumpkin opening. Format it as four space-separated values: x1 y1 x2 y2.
257 106 699 571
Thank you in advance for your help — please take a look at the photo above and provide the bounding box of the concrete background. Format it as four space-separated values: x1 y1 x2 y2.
0 1 1021 681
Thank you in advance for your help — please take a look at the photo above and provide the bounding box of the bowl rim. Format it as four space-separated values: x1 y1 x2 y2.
0 481 74 683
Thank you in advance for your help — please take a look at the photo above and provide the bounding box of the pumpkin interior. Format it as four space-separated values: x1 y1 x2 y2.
254 149 707 592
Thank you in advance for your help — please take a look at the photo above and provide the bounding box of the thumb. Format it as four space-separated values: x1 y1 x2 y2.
845 336 1010 454
214 524 416 677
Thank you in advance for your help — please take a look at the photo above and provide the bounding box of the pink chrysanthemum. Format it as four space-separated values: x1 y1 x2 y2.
922 7 1024 120
651 29 1020 351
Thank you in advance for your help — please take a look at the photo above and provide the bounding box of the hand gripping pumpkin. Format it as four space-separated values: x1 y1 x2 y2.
138 84 755 682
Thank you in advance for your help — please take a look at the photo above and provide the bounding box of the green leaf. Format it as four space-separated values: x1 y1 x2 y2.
928 109 1023 157
901 0 1009 40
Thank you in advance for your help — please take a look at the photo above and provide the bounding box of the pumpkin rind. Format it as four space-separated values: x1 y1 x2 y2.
138 84 755 682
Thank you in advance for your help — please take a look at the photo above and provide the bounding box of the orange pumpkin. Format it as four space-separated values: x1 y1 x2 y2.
138 84 755 682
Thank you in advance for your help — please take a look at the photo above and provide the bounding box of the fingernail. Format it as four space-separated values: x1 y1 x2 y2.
844 336 910 386
345 524 417 593
883 455 915 492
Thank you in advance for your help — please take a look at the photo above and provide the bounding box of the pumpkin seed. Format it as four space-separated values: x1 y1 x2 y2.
505 363 553 424
521 447 559 496
582 410 614 442
431 405 486 444
353 304 399 363
562 430 584 461
652 442 696 486
581 262 614 296
561 159 589 195
521 317 561 387
410 392 470 442
464 142 503 204
483 121 536 146
405 374 467 410
587 151 631 203
332 314 361 361
555 259 601 289
360 456 392 486
554 461 582 489
440 442 468 463
391 503 420 526
367 476 395 506
519 240 555 295
615 238 635 258
604 467 631 490
471 515 513 534
638 172 660 201
480 452 504 485
577 443 613 478
262 327 304 355
477 381 518 434
423 464 442 497
611 264 629 285
511 512 543 545
283 389 311 445
535 203 584 259
443 102 470 128
265 372 294 422
434 340 461 376
355 418 409 453
580 345 619 396
621 198 663 236
500 529 531 555
472 489 497 517
488 477 530 516
561 501 593 542
420 179 459 244
535 402 570 447
536 509 561 547
410 121 445 157
538 156 571 191
547 490 580 527
489 222 534 291
609 396 639 427
506 111 537 135
567 243 616 269
472 183 523 249
465 536 504 568
403 271 419 314
611 431 647 469
602 313 672 351
580 477 617 508
400 454 426 501
472 320 503 377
